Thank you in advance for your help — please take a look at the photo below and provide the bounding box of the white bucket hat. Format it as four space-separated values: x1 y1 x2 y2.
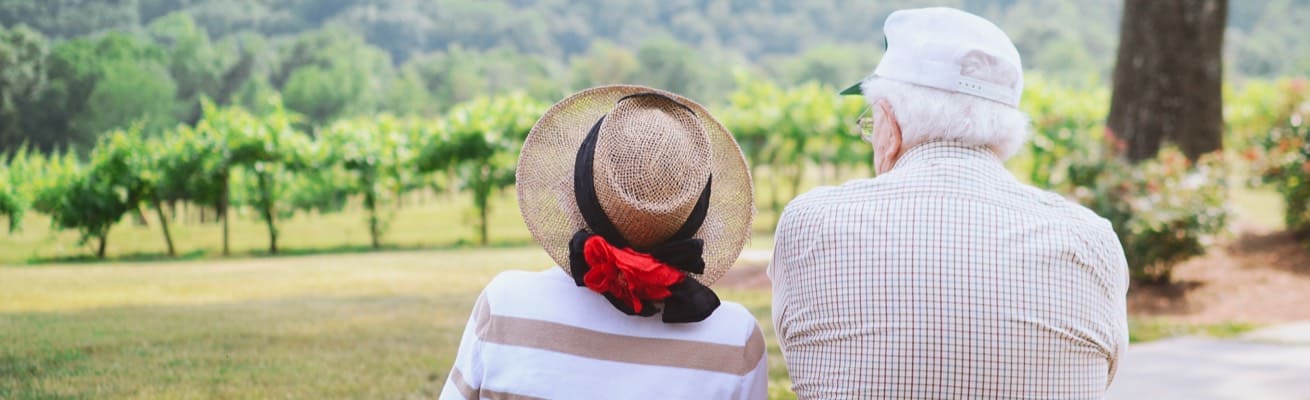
840 7 1024 108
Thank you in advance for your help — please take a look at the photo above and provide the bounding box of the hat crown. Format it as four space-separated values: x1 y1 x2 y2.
593 95 712 249
873 7 1024 106
517 84 753 287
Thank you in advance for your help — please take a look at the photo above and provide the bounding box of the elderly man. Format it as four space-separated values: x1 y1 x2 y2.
769 7 1129 399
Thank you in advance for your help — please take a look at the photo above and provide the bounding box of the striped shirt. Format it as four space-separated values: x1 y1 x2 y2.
440 268 768 400
769 142 1129 399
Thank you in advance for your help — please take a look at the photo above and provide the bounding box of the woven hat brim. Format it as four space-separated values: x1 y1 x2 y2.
516 85 754 287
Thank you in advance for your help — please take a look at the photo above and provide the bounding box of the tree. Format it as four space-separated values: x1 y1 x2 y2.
221 100 310 255
278 27 393 126
416 94 542 245
148 12 227 125
75 59 178 137
44 128 160 259
1107 0 1228 162
193 100 258 255
569 41 640 89
770 44 878 88
0 25 48 151
319 115 418 249
22 32 176 152
0 152 26 232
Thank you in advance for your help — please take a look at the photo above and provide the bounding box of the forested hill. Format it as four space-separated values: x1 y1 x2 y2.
1 0 1307 153
3 0 1307 80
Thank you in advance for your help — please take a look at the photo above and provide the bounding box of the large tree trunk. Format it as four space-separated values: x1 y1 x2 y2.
1107 0 1227 162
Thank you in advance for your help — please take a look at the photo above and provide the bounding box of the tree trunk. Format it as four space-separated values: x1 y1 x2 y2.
478 197 489 246
257 173 278 254
264 214 278 254
220 168 230 256
1107 0 1227 162
134 205 149 227
96 232 108 259
153 196 176 257
366 189 381 250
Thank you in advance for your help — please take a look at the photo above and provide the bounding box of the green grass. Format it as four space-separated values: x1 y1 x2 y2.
0 170 1284 399
1128 319 1259 343
1 246 1270 400
1230 186 1285 230
0 191 534 265
0 248 790 399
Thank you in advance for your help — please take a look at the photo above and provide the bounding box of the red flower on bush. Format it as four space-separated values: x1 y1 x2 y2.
1104 127 1128 156
581 235 684 313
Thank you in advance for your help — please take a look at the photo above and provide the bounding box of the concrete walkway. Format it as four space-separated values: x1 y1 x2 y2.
1107 322 1310 399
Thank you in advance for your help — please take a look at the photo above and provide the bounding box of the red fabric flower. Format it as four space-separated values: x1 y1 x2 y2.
581 235 684 313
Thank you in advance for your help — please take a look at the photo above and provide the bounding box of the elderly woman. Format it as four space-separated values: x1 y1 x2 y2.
770 7 1129 399
440 85 766 400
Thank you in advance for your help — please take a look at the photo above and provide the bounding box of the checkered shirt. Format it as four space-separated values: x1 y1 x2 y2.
769 142 1129 399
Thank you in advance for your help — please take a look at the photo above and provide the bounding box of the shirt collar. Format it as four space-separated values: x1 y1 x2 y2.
891 141 1013 178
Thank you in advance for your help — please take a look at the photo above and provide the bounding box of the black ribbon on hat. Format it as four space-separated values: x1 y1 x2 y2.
567 95 721 323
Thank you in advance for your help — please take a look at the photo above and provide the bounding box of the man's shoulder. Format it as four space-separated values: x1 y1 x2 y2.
1012 184 1115 234
783 178 880 214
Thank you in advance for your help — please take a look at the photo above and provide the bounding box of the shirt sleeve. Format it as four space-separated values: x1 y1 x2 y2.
1075 217 1131 389
439 292 489 400
1102 234 1131 388
768 204 816 354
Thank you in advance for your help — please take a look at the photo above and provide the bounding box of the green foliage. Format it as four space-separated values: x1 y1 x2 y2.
1023 77 1231 283
43 128 161 258
223 100 313 254
0 25 49 150
278 27 392 126
0 155 26 232
76 58 179 136
147 12 229 124
1072 149 1231 283
1021 75 1112 190
1251 79 1310 237
721 77 866 216
418 93 544 245
318 115 424 248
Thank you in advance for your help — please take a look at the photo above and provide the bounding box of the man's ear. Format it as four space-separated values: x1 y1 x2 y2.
876 99 902 166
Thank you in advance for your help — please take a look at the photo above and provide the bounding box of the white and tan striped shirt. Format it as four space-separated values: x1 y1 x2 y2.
770 142 1129 399
441 268 768 400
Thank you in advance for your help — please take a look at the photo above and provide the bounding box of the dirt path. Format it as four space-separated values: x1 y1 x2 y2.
1130 226 1310 324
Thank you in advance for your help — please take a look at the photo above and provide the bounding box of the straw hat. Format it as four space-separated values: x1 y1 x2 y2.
517 85 753 287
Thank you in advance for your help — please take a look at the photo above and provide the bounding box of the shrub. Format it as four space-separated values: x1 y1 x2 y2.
1021 78 1231 283
1071 148 1230 283
1250 79 1310 237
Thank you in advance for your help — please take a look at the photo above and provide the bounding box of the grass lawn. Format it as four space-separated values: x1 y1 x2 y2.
0 245 1259 400
0 175 1275 398
0 247 794 399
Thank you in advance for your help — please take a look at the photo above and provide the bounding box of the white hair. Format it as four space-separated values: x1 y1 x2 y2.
861 78 1030 160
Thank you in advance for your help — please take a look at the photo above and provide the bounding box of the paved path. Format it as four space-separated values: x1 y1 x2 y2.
1107 322 1310 399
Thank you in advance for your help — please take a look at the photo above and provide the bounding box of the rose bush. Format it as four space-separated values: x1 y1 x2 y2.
1071 148 1230 283
1249 79 1310 237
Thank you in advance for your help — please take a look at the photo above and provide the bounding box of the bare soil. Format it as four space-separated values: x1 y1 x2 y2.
1130 225 1310 324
